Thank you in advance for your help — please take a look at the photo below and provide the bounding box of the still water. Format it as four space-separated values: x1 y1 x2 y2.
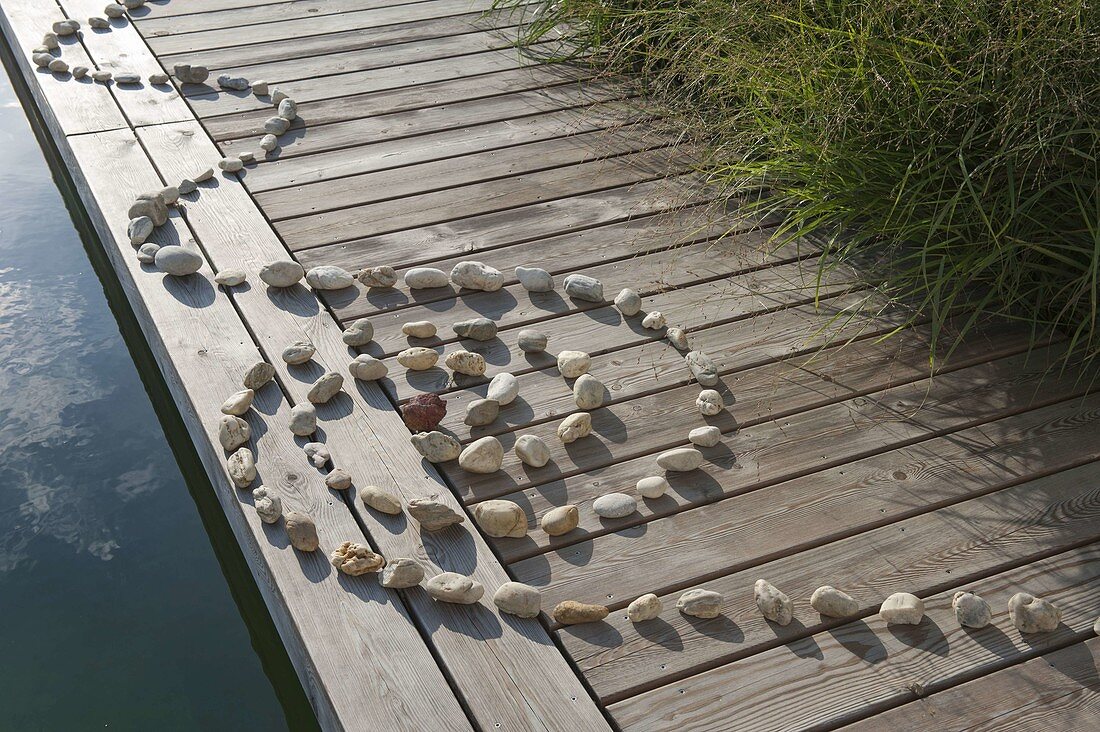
0 57 317 730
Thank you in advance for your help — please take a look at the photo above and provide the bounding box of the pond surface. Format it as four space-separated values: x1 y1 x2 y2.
0 57 316 730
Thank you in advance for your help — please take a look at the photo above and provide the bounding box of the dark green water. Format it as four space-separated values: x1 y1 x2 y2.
0 58 317 730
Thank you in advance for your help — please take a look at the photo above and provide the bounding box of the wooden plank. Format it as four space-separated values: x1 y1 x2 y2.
133 0 389 18
135 0 443 35
256 123 669 219
63 126 471 731
565 392 1100 701
58 0 192 127
157 11 508 71
845 637 1100 732
242 103 646 192
209 69 612 144
0 0 126 134
510 344 1081 608
609 540 1100 730
145 0 497 56
136 121 611 732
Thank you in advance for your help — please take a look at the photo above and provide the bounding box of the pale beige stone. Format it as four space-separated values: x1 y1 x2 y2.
557 412 592 443
284 511 319 552
407 497 464 531
676 589 723 618
473 500 528 538
458 436 503 473
754 579 794 626
380 558 425 588
359 485 403 516
880 592 925 625
627 593 662 623
426 572 484 604
493 582 541 618
540 505 579 536
1008 592 1062 633
553 600 608 625
397 347 439 371
330 541 385 575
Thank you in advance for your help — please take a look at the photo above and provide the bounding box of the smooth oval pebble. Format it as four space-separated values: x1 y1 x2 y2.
688 425 722 447
128 216 153 246
540 505 579 536
307 372 344 404
572 373 605 410
614 288 641 316
220 389 254 416
636 476 669 499
473 500 528 538
514 434 550 468
218 157 244 172
464 398 499 427
515 266 554 292
880 592 925 625
305 265 354 291
284 511 319 552
450 261 504 291
396 347 439 371
553 600 609 625
214 269 246 286
686 350 719 386
452 317 497 341
287 403 316 436
458 436 503 474
517 329 548 353
325 469 353 491
593 492 637 519
677 589 723 618
281 340 315 365
425 572 484 604
557 412 591 443
259 260 304 287
557 350 591 378
341 319 374 346
493 582 541 618
402 321 436 339
487 372 519 405
810 586 859 618
263 116 290 135
627 593 663 623
259 134 278 152
154 246 203 276
136 243 159 264
359 485 403 515
657 447 704 472
666 327 690 350
380 558 424 588
563 274 604 302
348 354 387 381
404 267 449 289
278 98 297 121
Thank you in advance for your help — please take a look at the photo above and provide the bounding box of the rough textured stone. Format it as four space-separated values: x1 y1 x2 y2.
148 72 169 85
540 505 579 536
553 600 609 625
341 319 374 346
563 274 604 302
677 589 723 618
411 431 462 463
642 311 666 329
259 134 278 152
473 500 528 538
217 415 250 451
400 393 446 432
259 260 304 287
380 558 424 588
48 59 69 74
407 497 464 531
426 573 484 604
217 74 250 91
226 447 256 488
155 246 204 276
136 243 159 264
330 541 385 575
51 19 80 35
357 265 398 288
41 33 59 50
302 442 330 468
517 329 548 353
636 476 669 499
515 266 554 292
754 579 794 626
686 350 719 386
325 468 353 491
445 350 486 376
627 594 663 623
281 340 316 365
657 447 704 472
220 389 254 416
396 347 439 371
277 98 298 121
307 372 343 404
688 425 722 447
401 321 436 339
458 436 504 473
464 398 499 426
305 265 355 291
493 582 541 618
614 288 642 316
487 372 519 405
666 327 690 350
127 216 153 246
450 261 504 291
242 361 275 390
404 267 449 289
252 80 270 97
287 403 316 437
348 354 388 381
1008 592 1062 633
193 167 215 183
263 116 290 135
572 373 605 410
452 317 497 341
696 389 724 416
880 592 925 625
557 350 591 378
172 63 209 84
593 492 637 519
214 269 246 286
952 591 993 628
253 485 282 524
271 88 289 106
178 178 197 195
218 157 244 173
514 434 550 468
284 511 319 552
810 586 859 618
359 485 403 515
557 412 592 443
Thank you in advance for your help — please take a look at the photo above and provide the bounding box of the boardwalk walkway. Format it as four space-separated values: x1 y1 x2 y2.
3 1 1099 730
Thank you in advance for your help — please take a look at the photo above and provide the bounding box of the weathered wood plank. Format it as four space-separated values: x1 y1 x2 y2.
564 393 1100 701
0 0 126 134
609 540 1100 730
133 0 388 19
242 103 645 192
136 121 611 732
257 123 668 219
135 0 442 35
64 126 471 732
58 0 192 126
845 637 1100 732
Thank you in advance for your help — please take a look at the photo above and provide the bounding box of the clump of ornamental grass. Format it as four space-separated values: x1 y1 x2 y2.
494 0 1100 365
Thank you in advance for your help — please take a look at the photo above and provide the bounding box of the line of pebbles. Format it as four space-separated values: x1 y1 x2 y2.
30 5 1079 634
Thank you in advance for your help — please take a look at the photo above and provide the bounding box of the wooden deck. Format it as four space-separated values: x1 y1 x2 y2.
4 1 1099 730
